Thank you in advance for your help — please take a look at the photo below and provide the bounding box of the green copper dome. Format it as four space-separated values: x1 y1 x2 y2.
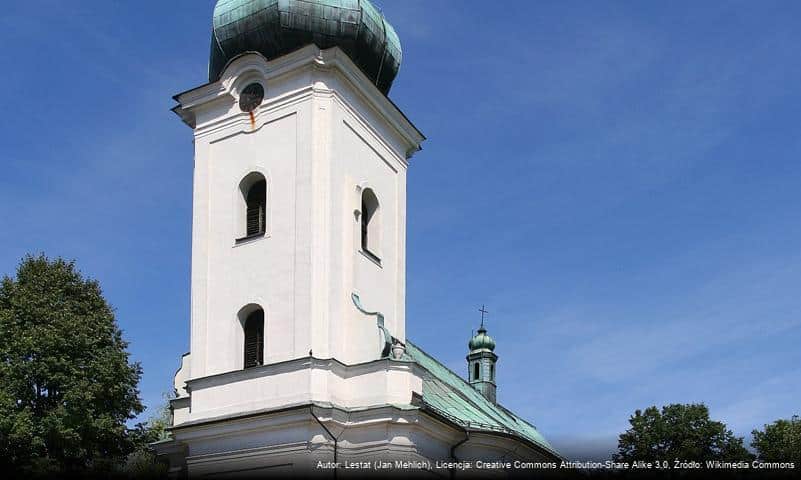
210 0 402 94
469 327 496 352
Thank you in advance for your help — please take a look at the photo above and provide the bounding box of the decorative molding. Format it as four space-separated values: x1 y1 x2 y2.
173 46 425 159
351 292 392 358
185 354 417 392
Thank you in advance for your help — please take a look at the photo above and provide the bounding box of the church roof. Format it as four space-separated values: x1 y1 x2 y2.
210 0 402 94
405 340 560 458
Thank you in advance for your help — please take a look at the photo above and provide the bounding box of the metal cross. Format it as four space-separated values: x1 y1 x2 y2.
479 305 489 328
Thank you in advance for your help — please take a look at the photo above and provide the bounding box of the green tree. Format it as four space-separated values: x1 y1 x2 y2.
0 255 144 474
125 394 173 479
615 403 753 462
752 416 801 464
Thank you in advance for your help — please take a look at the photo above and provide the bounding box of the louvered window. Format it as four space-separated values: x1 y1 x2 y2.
243 310 264 368
361 196 368 250
361 188 379 258
473 362 480 381
246 179 266 237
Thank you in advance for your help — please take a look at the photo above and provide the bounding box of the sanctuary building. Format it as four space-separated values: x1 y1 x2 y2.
154 1 561 477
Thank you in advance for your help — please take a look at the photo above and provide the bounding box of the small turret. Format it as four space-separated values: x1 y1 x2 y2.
467 306 498 403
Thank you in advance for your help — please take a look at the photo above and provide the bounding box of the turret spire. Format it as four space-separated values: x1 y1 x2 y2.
467 306 498 403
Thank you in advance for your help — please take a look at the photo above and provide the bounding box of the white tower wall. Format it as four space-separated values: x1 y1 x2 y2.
181 47 421 380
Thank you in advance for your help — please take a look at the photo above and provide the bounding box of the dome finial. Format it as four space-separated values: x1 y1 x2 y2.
478 304 488 330
469 305 495 352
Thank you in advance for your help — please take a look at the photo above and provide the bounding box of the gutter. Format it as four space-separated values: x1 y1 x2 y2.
310 406 340 480
449 430 470 480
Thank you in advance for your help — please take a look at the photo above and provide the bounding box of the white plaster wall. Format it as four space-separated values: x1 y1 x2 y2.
185 359 423 423
171 399 191 426
190 367 311 418
331 112 406 365
209 112 302 375
184 48 420 379
162 407 556 478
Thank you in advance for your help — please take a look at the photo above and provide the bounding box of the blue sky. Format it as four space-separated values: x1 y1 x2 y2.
1 0 800 459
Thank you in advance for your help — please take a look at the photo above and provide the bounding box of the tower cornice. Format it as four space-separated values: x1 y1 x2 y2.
172 46 425 160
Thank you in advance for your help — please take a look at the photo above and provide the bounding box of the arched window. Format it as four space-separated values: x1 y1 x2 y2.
473 362 480 381
361 188 380 259
490 364 495 382
243 309 264 368
246 179 266 237
238 173 267 240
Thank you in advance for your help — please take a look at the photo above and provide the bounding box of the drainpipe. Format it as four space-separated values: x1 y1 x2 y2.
449 430 470 480
310 407 339 480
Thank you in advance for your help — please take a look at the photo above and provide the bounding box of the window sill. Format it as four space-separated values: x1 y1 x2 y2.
235 232 266 246
360 249 382 267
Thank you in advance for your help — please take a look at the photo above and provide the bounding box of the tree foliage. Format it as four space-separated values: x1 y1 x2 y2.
125 395 173 478
615 403 752 462
752 416 801 464
0 255 144 474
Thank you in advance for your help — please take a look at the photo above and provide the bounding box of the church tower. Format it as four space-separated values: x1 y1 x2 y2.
156 2 562 475
467 312 498 403
162 1 427 473
172 0 425 383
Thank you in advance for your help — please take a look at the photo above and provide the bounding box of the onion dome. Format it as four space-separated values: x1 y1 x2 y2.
210 0 402 94
469 326 496 352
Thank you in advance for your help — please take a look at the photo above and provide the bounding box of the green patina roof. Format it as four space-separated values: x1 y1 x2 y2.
469 326 496 352
405 340 560 458
210 0 402 94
